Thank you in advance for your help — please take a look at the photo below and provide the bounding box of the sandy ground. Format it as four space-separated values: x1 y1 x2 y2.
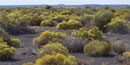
0 26 127 65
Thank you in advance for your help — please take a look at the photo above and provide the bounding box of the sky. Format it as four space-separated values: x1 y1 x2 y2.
0 0 130 5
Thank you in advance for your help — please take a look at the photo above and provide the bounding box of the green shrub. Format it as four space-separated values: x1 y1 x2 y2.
33 31 67 46
72 27 105 43
11 38 22 47
0 44 16 59
57 20 82 30
40 19 56 26
92 10 115 31
84 40 111 56
39 42 69 55
107 17 129 34
35 53 77 65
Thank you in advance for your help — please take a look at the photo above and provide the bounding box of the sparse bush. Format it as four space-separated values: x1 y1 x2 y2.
61 37 85 53
40 19 56 27
10 38 22 47
84 40 111 56
108 39 126 55
33 31 67 46
0 44 16 59
77 59 90 65
57 20 82 30
39 42 69 55
107 17 129 34
35 53 77 65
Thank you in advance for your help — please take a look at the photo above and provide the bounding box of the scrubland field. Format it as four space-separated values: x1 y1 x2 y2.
0 6 130 65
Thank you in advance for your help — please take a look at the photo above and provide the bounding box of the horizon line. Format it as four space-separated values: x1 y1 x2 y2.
0 4 130 5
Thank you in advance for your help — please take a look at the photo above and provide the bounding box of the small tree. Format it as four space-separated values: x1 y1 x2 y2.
92 10 115 32
45 5 52 9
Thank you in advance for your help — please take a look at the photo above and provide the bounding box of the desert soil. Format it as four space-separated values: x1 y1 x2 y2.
0 26 128 65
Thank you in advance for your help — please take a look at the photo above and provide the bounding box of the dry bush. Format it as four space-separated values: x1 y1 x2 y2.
4 21 35 35
61 37 85 53
108 40 126 55
77 59 90 65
